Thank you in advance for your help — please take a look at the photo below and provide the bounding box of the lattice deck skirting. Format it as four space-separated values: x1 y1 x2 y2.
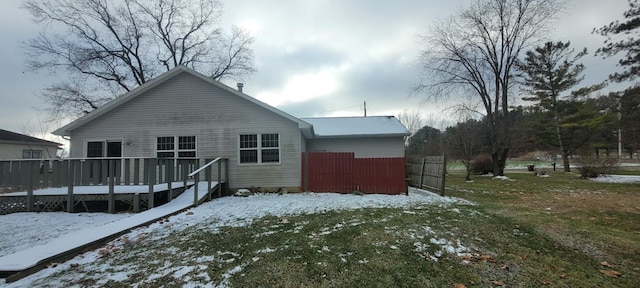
0 186 189 215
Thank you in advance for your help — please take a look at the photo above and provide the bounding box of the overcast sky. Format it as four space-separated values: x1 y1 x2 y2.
0 0 632 142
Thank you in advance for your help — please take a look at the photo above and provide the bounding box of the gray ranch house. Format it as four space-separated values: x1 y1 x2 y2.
53 66 409 191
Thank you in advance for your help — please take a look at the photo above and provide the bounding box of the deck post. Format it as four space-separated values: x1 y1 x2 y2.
133 158 140 185
124 159 131 185
133 193 140 213
182 160 188 189
167 159 173 201
148 158 156 209
193 174 199 206
206 160 212 201
108 159 116 214
26 161 35 212
67 160 75 212
217 160 222 198
224 158 229 196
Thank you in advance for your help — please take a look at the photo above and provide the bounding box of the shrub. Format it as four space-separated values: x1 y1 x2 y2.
576 157 618 178
471 154 493 174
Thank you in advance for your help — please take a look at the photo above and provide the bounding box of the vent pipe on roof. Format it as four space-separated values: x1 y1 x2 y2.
237 83 244 93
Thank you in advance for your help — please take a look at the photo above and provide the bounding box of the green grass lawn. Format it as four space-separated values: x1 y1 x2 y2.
29 170 640 287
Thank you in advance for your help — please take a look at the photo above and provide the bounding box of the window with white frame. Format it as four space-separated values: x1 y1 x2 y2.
156 136 196 158
239 133 279 164
22 149 43 159
87 141 104 158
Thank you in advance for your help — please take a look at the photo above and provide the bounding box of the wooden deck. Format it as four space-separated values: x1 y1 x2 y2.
0 182 193 214
0 157 230 215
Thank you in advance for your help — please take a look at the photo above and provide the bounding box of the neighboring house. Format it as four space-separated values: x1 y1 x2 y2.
53 66 409 191
0 129 62 160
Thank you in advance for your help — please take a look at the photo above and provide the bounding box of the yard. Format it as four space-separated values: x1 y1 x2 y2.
1 168 639 287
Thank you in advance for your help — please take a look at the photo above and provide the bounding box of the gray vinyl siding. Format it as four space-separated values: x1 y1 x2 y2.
68 72 303 189
0 143 59 160
307 137 405 158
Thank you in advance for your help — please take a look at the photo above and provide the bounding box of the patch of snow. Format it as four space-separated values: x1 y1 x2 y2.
256 248 276 254
195 256 215 263
173 266 195 279
0 181 214 271
0 212 130 257
590 175 640 184
219 265 244 286
493 176 513 181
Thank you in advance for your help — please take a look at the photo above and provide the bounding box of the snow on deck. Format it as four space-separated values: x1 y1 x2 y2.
1 182 192 196
0 181 215 272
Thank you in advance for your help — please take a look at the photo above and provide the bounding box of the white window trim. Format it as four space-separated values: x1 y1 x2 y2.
238 133 281 165
155 136 197 158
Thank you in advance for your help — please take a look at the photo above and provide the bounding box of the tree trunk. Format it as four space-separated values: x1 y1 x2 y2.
492 148 508 176
463 161 472 181
553 106 571 172
490 112 510 176
561 150 570 172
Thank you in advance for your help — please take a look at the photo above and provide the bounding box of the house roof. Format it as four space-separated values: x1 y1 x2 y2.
53 66 313 138
0 129 62 147
300 116 410 138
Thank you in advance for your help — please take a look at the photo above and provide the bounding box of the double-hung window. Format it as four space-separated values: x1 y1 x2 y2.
239 133 280 164
22 149 43 159
156 136 196 158
86 140 122 158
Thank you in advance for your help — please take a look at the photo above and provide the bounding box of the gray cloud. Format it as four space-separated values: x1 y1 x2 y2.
0 0 632 137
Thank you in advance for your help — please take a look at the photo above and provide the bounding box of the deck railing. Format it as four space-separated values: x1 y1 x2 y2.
188 157 229 206
0 157 226 214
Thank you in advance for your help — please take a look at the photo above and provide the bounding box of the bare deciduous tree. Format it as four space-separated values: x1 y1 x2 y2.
445 114 485 181
397 109 423 143
23 0 255 120
417 0 564 175
19 116 67 158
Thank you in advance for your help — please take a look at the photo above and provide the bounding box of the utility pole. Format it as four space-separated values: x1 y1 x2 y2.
364 101 367 117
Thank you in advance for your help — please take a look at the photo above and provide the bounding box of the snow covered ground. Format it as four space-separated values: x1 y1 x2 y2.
0 212 130 258
590 174 640 184
1 188 469 286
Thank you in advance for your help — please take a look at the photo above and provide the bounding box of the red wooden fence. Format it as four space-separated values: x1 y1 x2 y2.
301 152 406 195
